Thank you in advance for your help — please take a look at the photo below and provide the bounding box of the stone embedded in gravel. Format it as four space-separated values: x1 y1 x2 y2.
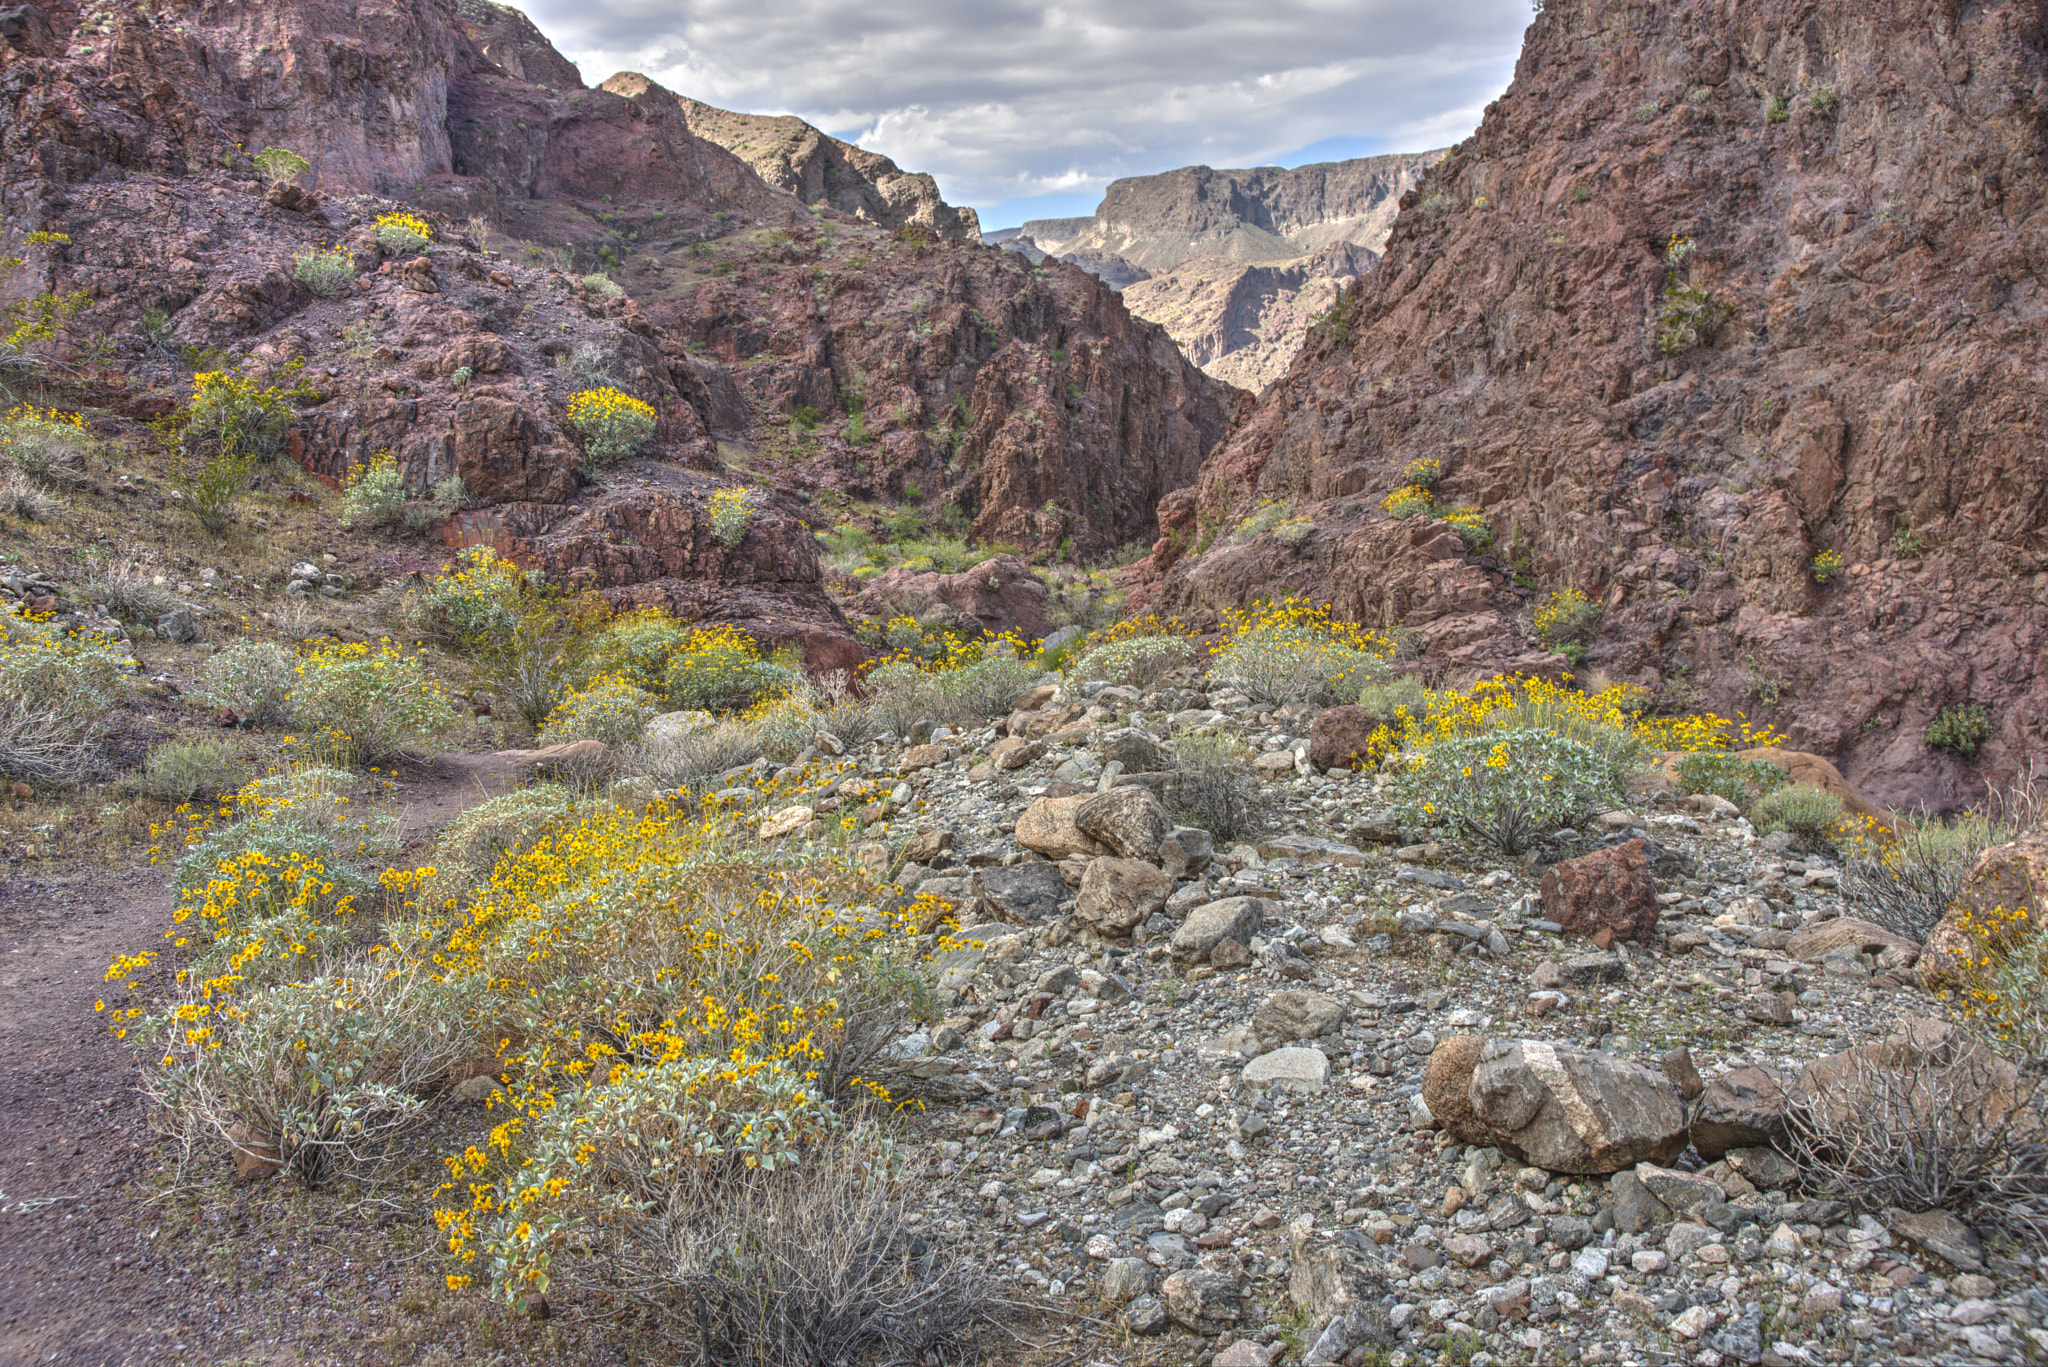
1250 988 1346 1043
1074 785 1174 859
1212 1341 1276 1367
987 737 1044 770
1888 1207 1987 1272
1074 858 1173 933
969 863 1068 924
1242 1047 1330 1093
1124 1293 1169 1333
1610 1167 1673 1233
1785 915 1920 971
1445 1234 1493 1267
1635 1161 1724 1211
1015 795 1110 859
1559 951 1627 984
1469 1038 1690 1172
1255 833 1372 867
1158 825 1215 877
1251 751 1298 777
1160 1268 1242 1331
900 743 949 772
1540 838 1660 944
1170 895 1270 960
1689 1064 1792 1158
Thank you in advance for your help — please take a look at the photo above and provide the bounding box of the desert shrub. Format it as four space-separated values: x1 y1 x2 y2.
1357 672 1431 717
0 465 56 519
1393 727 1620 853
132 736 249 802
1207 597 1393 705
1764 94 1791 123
1401 457 1443 489
73 559 184 621
567 386 656 468
1812 548 1845 584
1806 87 1840 118
293 246 355 298
412 544 526 645
144 948 476 1187
1382 485 1433 518
334 450 409 528
412 547 601 727
373 211 433 255
1419 192 1456 219
1438 507 1493 551
632 717 769 786
581 607 688 695
1274 514 1315 548
1789 1026 2046 1241
707 485 759 548
290 641 457 765
538 673 660 747
1926 703 1990 757
1232 499 1291 542
665 624 798 714
1165 729 1263 843
1752 783 1844 838
1675 753 1787 814
862 646 1038 734
1533 587 1600 645
581 272 624 297
0 403 93 488
0 603 127 781
199 638 297 727
1839 809 2021 941
172 369 308 534
1066 633 1194 687
252 146 311 183
421 783 588 908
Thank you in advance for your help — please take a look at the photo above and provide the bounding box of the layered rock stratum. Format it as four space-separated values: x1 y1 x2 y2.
1001 155 1438 389
1141 0 2048 811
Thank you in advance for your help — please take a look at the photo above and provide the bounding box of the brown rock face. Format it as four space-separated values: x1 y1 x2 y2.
1540 840 1659 946
1306 704 1387 772
1688 1065 1792 1160
843 555 1053 640
1150 0 2048 811
1421 1034 1505 1148
674 96 981 242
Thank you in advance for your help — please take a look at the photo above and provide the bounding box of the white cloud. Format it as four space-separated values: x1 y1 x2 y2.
500 0 1531 225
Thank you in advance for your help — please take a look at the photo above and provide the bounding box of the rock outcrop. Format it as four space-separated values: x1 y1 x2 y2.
0 0 1232 662
1005 156 1437 391
674 98 982 242
1146 0 2048 809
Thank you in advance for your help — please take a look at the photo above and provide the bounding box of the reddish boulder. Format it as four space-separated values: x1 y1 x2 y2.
1306 705 1387 771
1540 839 1658 946
844 554 1053 640
1688 1065 1791 1160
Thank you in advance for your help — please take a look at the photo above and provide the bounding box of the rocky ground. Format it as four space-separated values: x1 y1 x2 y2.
713 676 2048 1367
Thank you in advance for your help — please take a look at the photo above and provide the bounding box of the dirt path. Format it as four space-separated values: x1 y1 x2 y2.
0 867 187 1367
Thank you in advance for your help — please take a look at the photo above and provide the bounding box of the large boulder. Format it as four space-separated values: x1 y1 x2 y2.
1098 728 1171 774
1014 795 1109 859
1422 1034 1505 1147
1688 1065 1791 1159
1732 749 1899 832
842 554 1053 640
1785 917 1920 973
1307 705 1388 772
1252 989 1346 1044
1794 1016 2030 1138
1170 895 1271 961
1539 839 1659 945
971 863 1068 924
1074 858 1174 934
1075 785 1175 859
1920 827 2047 988
1467 1039 1690 1173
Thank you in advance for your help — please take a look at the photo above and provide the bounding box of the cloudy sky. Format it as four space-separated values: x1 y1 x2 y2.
502 0 1535 230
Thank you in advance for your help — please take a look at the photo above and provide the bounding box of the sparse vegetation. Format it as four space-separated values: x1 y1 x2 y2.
566 385 656 468
1752 783 1844 839
1533 586 1600 647
706 485 759 548
1675 752 1787 814
373 211 433 255
292 245 355 297
1926 702 1991 757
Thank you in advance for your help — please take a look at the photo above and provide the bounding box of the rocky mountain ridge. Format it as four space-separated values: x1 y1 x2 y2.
1142 0 2048 812
0 0 1229 662
1002 154 1438 391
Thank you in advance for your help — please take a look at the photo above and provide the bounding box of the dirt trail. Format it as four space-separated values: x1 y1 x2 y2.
0 868 185 1366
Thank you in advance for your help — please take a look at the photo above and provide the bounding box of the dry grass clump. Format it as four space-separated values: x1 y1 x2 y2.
1165 729 1263 843
73 559 185 621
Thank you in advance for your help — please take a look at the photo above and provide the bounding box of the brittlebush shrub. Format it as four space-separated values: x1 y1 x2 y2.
1393 727 1621 854
567 386 656 468
1838 808 2025 941
1207 597 1393 704
1533 587 1600 646
198 638 297 728
289 641 457 765
665 624 798 714
419 782 591 910
582 607 690 695
1067 634 1194 687
411 547 603 728
1752 783 1844 839
133 736 250 803
537 673 660 747
1675 753 1787 814
0 403 93 488
374 211 433 256
0 601 127 781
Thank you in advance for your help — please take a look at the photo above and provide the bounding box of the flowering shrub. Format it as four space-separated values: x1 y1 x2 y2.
665 623 798 714
251 146 310 183
412 545 527 644
707 485 759 548
1533 587 1600 645
1401 457 1443 489
171 368 309 533
1812 548 1845 584
196 638 294 728
410 547 603 727
133 736 250 803
374 211 433 255
1274 514 1315 548
1207 597 1393 704
567 386 656 468
290 641 458 765
1231 499 1292 542
581 606 688 694
537 673 660 747
1393 727 1620 853
0 402 93 488
1674 752 1786 813
292 246 355 298
1840 808 2024 940
1438 507 1493 551
334 451 464 531
0 600 128 780
1067 633 1194 687
1382 485 1433 518
1937 901 2046 1067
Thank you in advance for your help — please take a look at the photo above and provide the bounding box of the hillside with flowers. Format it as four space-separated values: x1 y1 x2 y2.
3 0 2048 1363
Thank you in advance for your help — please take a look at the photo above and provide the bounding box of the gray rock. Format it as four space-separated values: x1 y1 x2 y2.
1707 1301 1764 1363
971 863 1068 924
1469 1039 1690 1173
1159 825 1215 878
1097 728 1170 774
1124 1293 1170 1334
1251 989 1346 1043
1160 1268 1242 1331
1075 785 1175 859
1721 1145 1799 1192
155 607 197 642
1887 1208 1985 1273
1611 1168 1673 1234
1242 1047 1330 1093
1689 1065 1791 1159
1288 1222 1392 1332
1170 895 1271 960
1559 952 1628 985
1102 1256 1150 1303
1547 1215 1594 1251
1665 1222 1718 1262
1636 1162 1724 1211
1074 858 1174 934
1256 833 1372 867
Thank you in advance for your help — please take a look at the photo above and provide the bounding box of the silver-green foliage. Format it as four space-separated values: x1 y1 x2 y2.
1394 727 1621 853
